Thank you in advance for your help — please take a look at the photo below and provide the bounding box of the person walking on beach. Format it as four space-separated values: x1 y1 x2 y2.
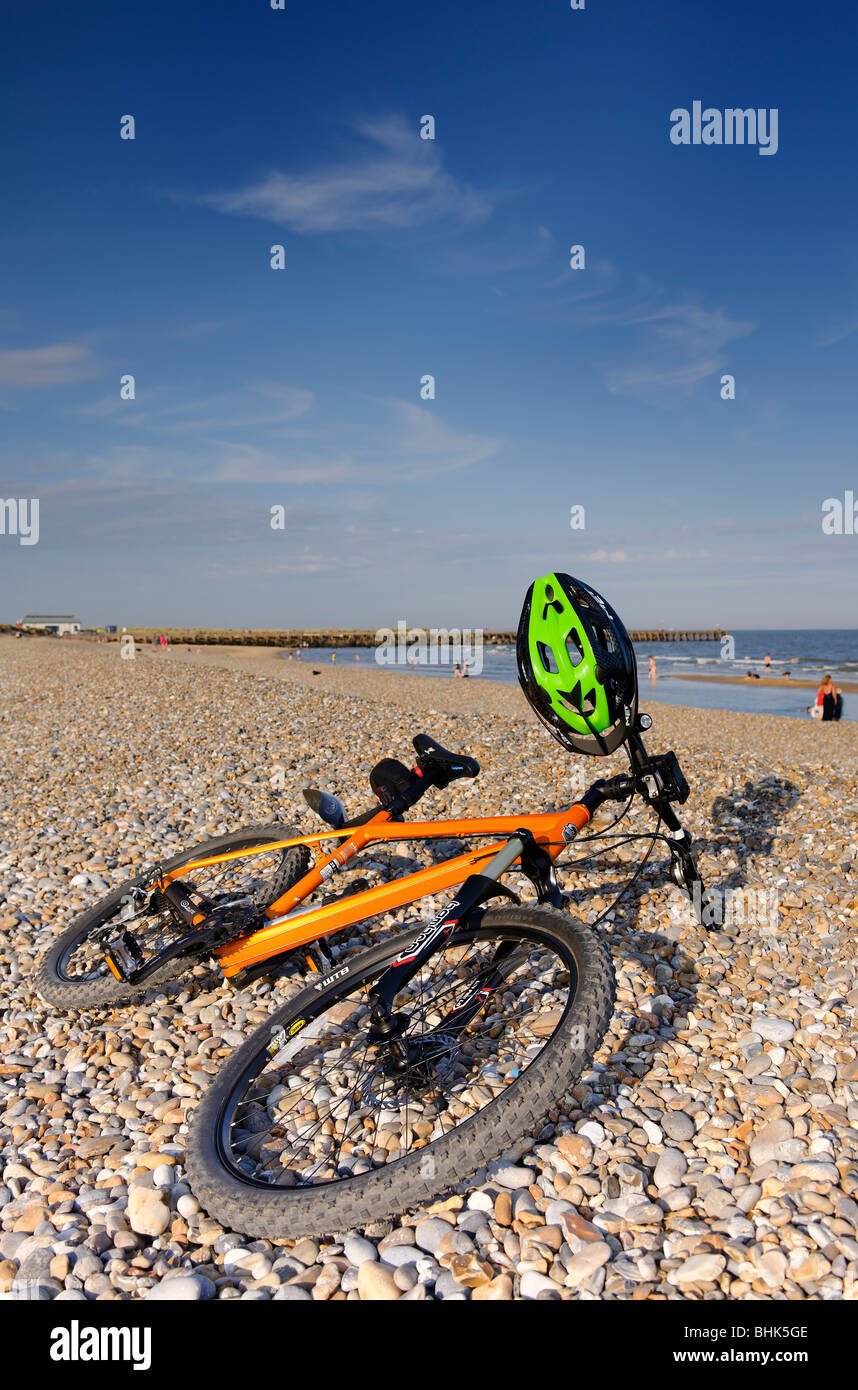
453 662 462 678
648 656 656 682
764 653 771 671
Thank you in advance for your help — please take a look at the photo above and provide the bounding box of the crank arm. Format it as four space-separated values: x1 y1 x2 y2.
105 897 261 983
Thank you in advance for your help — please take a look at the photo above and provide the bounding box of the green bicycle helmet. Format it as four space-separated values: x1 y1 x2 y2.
517 572 638 756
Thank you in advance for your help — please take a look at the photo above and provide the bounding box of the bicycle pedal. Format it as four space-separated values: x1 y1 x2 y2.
104 929 144 981
304 943 333 974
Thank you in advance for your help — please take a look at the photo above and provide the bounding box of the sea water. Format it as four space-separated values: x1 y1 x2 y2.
282 630 857 722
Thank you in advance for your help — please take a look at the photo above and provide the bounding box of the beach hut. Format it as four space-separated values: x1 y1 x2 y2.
20 614 82 636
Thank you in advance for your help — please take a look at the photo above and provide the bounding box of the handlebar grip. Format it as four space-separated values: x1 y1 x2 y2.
602 775 635 799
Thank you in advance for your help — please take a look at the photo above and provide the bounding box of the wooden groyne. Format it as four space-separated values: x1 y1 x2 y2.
90 626 729 648
628 630 728 643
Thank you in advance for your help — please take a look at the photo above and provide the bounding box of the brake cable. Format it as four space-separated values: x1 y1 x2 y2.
583 815 663 931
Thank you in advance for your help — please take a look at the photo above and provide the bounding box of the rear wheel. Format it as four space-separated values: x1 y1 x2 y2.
35 824 311 1009
186 903 615 1239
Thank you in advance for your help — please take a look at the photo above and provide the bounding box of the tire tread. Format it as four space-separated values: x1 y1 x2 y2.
186 904 616 1238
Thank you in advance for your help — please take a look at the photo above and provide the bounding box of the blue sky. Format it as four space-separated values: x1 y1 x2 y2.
1 0 856 629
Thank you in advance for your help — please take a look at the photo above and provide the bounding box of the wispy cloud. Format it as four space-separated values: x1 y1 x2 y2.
20 391 503 488
157 383 315 435
0 343 99 389
574 277 753 397
637 301 753 358
585 549 630 563
193 115 493 233
207 443 355 486
204 398 501 484
217 550 373 579
660 548 711 562
519 263 754 399
439 225 554 277
605 356 724 394
72 381 315 435
817 312 858 348
376 399 501 476
168 319 230 340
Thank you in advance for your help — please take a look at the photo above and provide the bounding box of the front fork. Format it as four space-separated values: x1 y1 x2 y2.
584 732 715 931
653 802 714 929
366 828 551 1067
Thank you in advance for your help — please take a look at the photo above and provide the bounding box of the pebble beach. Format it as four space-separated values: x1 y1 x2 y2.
1 635 857 1302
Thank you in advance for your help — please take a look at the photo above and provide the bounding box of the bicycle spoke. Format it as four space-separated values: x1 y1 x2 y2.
219 925 575 1191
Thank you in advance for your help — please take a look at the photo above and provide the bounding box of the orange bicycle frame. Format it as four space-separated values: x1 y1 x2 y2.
158 803 592 979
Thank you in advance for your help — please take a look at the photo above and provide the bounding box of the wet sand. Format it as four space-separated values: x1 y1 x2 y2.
670 673 858 694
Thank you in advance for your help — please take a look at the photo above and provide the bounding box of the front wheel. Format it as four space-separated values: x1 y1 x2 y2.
185 903 616 1239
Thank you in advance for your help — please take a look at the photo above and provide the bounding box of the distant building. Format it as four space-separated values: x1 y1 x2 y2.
20 614 81 636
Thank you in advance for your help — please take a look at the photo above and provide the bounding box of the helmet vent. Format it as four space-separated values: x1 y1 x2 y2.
565 633 584 667
536 641 559 675
558 683 597 717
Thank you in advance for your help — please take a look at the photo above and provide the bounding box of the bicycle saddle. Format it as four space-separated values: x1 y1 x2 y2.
412 734 480 780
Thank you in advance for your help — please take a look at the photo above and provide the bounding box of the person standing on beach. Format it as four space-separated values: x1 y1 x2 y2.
453 662 462 678
816 674 839 721
764 653 771 671
648 656 656 681
331 652 336 664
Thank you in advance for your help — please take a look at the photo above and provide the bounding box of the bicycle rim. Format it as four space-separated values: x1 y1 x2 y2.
215 919 578 1192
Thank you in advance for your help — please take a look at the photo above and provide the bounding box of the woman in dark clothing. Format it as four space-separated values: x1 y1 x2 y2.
818 674 839 721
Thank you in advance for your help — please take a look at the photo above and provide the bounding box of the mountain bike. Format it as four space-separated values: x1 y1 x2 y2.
36 723 703 1004
180 721 710 1237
